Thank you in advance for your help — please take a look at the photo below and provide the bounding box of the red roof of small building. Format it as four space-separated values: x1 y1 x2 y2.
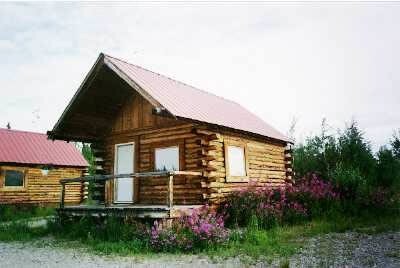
0 128 88 167
104 54 290 142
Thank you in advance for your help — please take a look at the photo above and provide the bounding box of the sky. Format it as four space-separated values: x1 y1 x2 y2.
0 2 399 151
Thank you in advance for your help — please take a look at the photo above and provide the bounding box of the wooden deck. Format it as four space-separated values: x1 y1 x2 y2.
57 204 203 219
57 171 205 219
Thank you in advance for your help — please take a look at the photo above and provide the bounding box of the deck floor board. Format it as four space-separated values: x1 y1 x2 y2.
58 204 203 219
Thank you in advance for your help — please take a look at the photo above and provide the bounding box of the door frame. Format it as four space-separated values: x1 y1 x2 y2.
113 142 135 204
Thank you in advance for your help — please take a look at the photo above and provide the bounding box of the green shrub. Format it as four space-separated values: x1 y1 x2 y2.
391 130 400 159
294 119 400 210
49 215 149 251
0 223 49 241
0 205 54 222
376 147 400 189
328 163 367 199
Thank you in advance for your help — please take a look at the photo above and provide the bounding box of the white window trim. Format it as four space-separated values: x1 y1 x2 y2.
224 141 249 182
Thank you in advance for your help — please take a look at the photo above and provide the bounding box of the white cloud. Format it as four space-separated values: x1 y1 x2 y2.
0 2 399 151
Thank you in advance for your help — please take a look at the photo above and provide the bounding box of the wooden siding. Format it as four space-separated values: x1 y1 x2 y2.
96 91 206 205
0 165 84 204
100 92 290 206
203 129 288 204
103 123 207 205
111 92 177 133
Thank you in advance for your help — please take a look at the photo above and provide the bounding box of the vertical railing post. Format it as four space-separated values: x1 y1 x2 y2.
60 182 66 209
167 173 174 209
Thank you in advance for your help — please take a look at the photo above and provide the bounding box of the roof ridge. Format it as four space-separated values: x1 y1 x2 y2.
103 53 242 107
0 128 47 136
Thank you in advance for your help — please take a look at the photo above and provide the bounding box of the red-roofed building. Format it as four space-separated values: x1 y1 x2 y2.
49 53 293 217
0 128 87 205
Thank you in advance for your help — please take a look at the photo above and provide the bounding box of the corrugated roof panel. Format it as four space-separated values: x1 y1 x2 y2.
105 55 289 142
0 128 88 167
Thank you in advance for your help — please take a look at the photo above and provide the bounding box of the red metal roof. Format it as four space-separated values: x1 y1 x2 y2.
0 128 88 167
104 54 290 142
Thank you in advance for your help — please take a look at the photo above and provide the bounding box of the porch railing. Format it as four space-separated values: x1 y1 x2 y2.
59 171 203 209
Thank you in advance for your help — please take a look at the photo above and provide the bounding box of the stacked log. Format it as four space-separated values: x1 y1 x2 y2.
137 124 206 205
81 168 90 201
90 142 107 203
201 130 288 204
284 146 293 182
0 166 84 205
190 128 225 203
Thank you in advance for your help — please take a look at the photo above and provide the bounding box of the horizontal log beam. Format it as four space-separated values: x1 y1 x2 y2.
60 171 204 184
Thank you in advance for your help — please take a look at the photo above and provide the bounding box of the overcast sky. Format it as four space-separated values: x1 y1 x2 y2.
1 2 399 151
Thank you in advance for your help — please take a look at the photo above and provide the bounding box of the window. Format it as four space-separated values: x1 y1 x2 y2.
225 141 248 182
155 146 179 171
4 170 25 187
227 146 247 177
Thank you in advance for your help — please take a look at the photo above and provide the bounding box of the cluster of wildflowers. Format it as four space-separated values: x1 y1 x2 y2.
222 175 340 227
293 173 339 200
150 220 181 251
180 205 229 243
149 205 229 251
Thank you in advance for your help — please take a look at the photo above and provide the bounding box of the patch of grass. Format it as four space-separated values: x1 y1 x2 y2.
44 216 153 256
0 223 50 241
206 211 400 261
0 205 55 222
279 259 290 268
385 251 400 258
0 211 398 262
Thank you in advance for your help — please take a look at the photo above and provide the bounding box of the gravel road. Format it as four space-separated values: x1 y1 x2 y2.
0 231 399 268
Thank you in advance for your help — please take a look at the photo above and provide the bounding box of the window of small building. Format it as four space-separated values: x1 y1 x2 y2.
4 170 25 188
225 141 248 182
155 146 179 171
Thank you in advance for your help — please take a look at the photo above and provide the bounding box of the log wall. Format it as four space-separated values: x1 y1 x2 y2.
104 124 207 205
0 165 84 205
101 92 290 206
202 129 288 204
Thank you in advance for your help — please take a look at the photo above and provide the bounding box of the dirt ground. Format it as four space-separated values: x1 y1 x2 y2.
0 231 399 268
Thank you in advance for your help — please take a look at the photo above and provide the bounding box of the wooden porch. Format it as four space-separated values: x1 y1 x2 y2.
57 171 205 219
58 204 203 219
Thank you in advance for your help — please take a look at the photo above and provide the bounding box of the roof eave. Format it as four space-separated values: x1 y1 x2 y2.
50 53 106 138
0 161 88 168
47 130 100 143
176 116 291 145
49 53 178 142
103 55 175 119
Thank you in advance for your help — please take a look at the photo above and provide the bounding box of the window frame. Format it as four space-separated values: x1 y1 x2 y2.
152 141 184 172
224 140 249 182
154 146 180 171
0 167 27 191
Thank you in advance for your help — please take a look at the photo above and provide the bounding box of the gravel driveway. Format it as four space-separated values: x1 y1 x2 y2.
288 231 400 268
0 231 399 268
0 241 244 268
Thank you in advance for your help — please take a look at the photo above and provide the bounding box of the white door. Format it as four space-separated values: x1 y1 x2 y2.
114 143 134 203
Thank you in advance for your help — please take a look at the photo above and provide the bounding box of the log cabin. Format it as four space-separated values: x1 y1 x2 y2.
48 53 293 218
0 128 88 205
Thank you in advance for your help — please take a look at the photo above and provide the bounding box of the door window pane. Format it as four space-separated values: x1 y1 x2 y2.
115 144 134 202
227 146 246 176
5 170 24 187
155 146 179 171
